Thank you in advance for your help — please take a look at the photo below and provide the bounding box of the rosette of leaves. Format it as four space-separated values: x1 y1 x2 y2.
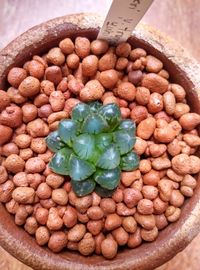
45 102 139 197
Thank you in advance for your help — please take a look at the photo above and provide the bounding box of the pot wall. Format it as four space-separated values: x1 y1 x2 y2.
0 13 200 270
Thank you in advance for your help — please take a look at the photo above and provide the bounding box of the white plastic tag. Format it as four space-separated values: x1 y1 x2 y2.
97 0 154 44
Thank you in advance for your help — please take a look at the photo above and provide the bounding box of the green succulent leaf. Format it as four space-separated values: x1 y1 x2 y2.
58 119 79 146
97 144 120 169
69 154 95 181
71 103 91 122
95 185 116 197
113 130 136 155
96 133 113 151
88 101 102 113
73 134 95 160
87 148 102 165
71 178 96 197
49 147 72 175
94 167 121 190
98 103 121 130
81 114 108 134
118 119 136 135
120 151 139 171
45 131 64 152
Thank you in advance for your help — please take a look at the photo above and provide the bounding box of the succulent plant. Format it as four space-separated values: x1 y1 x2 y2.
45 102 139 197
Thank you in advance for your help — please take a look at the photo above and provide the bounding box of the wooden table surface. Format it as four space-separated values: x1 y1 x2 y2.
0 0 200 269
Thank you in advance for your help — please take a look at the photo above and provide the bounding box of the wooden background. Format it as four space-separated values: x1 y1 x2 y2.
0 0 200 269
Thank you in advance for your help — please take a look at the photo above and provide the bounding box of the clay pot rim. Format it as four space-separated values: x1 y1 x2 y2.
0 13 200 270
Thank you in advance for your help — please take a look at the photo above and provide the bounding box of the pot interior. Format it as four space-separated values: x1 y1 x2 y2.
0 24 200 270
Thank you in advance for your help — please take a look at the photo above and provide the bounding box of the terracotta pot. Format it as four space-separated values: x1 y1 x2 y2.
0 13 200 270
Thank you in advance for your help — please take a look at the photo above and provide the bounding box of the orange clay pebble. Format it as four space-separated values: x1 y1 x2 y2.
80 80 105 102
117 82 136 101
99 69 118 89
19 76 40 97
7 67 27 88
59 38 74 54
101 238 118 259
